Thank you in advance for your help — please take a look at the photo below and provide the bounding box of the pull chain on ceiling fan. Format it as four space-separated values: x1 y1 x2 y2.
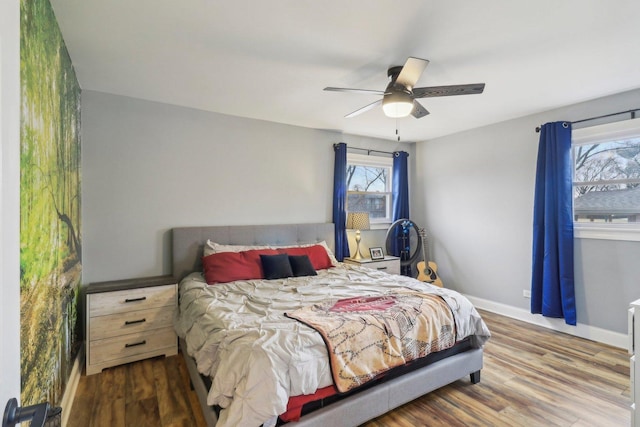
324 57 485 119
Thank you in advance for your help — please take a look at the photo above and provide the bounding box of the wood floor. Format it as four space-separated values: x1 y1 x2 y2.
68 310 631 427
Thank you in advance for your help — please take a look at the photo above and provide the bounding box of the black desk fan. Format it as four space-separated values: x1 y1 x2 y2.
384 219 422 277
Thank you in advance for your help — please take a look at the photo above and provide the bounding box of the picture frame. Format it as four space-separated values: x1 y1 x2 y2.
369 247 384 260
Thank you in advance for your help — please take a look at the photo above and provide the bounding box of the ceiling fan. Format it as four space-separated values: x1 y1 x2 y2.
324 57 485 119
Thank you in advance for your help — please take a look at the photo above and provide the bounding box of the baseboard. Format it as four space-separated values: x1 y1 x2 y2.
465 295 628 349
60 343 84 426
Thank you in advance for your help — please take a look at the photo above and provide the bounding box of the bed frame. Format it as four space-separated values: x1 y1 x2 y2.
172 223 483 427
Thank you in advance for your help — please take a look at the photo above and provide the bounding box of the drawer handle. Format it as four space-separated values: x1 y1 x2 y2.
124 318 146 325
125 340 147 348
124 296 147 303
377 267 388 270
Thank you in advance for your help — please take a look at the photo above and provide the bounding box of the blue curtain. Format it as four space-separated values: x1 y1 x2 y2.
392 151 410 221
531 121 576 325
390 151 411 274
333 143 350 261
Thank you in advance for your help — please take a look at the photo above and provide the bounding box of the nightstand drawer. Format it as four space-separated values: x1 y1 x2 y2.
343 256 401 275
90 306 174 340
89 326 177 365
89 284 176 317
368 259 401 275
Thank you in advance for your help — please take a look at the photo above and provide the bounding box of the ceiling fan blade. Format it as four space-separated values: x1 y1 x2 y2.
324 87 385 96
395 57 429 88
411 100 429 119
344 99 383 118
413 83 485 98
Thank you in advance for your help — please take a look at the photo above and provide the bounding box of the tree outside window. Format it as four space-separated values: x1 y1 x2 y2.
346 153 393 223
573 125 640 223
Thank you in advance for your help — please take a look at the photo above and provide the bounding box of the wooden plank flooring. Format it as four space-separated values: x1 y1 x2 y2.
68 310 630 426
68 351 207 427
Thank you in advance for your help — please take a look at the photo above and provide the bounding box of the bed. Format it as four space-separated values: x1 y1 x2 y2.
172 223 490 427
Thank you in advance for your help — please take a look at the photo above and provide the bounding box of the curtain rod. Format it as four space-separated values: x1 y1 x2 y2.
535 108 640 133
342 145 395 156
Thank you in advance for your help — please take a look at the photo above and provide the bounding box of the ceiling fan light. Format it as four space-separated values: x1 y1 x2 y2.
382 91 413 118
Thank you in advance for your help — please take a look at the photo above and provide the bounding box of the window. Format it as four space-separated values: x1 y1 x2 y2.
572 118 640 240
346 153 393 225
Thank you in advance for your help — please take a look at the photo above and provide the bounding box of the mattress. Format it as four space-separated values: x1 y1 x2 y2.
174 263 490 427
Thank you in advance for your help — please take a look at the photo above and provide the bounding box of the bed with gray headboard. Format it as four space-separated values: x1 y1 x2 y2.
172 222 486 427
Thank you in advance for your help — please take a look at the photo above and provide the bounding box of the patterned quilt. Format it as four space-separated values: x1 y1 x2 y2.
286 290 456 392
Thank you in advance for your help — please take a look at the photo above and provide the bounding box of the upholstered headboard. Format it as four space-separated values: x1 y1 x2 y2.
171 223 335 281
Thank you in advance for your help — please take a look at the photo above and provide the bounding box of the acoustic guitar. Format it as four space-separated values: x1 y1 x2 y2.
416 228 443 287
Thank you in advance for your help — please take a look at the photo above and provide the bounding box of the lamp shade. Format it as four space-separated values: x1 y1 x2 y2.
346 212 370 231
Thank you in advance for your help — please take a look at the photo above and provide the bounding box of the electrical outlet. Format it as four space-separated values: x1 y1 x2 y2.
523 289 531 298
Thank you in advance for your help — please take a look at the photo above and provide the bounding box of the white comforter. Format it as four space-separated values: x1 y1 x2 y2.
174 263 490 427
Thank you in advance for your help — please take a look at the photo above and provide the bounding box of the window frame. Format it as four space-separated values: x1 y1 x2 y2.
346 152 393 228
572 117 640 241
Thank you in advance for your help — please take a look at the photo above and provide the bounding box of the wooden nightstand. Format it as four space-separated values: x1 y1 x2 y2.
343 255 401 275
85 275 178 375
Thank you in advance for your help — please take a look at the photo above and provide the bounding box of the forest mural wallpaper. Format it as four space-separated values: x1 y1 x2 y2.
20 0 82 406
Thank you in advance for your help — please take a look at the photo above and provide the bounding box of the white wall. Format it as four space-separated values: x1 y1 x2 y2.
81 90 414 283
415 88 640 336
0 0 21 408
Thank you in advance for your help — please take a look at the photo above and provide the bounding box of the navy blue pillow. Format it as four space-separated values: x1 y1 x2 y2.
260 254 293 280
289 255 317 277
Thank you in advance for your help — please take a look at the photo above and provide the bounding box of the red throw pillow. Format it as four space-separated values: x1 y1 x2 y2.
278 245 333 270
203 248 279 284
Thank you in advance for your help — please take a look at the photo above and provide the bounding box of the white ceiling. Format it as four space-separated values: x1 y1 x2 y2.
51 0 640 142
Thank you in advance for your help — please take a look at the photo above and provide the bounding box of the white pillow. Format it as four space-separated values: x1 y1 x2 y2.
203 240 271 257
